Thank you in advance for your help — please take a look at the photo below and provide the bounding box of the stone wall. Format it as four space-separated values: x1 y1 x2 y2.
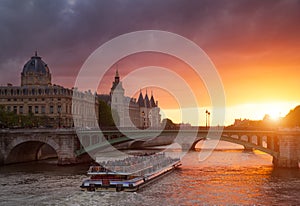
273 132 300 168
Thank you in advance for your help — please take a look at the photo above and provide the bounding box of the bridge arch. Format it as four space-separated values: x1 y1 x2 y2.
193 139 246 151
191 137 206 150
190 134 277 157
5 137 59 164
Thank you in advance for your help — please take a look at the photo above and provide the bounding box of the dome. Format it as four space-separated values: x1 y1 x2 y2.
22 51 50 75
21 51 52 86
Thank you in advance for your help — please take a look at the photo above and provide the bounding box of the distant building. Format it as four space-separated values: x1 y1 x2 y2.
232 118 262 129
101 70 161 128
0 52 98 128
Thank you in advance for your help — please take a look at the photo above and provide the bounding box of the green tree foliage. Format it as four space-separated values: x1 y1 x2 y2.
0 105 19 128
162 118 177 129
98 100 117 128
0 106 40 128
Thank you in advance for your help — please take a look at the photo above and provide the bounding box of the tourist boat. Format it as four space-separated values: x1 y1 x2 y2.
80 153 181 192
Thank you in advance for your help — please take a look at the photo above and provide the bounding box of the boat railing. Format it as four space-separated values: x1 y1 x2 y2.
92 157 180 174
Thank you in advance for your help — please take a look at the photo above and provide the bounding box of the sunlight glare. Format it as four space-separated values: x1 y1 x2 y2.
267 110 280 121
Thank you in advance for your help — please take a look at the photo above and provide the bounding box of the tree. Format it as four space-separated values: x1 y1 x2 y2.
98 100 116 128
162 118 177 130
0 106 19 128
281 105 300 127
0 106 7 128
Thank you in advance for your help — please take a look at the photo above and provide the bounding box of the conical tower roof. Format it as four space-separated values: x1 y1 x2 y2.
150 92 156 107
145 92 150 108
137 91 145 107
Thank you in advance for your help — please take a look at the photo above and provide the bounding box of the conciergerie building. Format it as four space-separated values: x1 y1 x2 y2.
0 52 99 128
107 70 161 128
0 52 161 129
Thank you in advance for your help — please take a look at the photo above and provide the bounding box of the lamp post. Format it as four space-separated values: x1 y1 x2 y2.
205 110 210 129
208 111 210 128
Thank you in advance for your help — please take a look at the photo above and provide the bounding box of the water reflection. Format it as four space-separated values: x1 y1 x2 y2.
0 147 299 205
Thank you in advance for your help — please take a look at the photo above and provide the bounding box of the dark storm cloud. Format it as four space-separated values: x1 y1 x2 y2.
0 0 299 86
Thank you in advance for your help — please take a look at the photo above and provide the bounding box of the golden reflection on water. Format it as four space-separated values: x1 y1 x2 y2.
150 148 276 205
1 148 299 205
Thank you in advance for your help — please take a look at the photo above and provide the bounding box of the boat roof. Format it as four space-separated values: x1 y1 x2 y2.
87 165 154 176
88 160 181 176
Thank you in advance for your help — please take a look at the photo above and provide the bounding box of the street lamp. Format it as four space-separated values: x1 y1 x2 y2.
205 110 211 129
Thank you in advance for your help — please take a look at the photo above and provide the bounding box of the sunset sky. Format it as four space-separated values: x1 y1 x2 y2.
0 0 300 126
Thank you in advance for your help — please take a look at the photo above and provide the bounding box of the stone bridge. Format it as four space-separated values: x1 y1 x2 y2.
0 128 299 168
0 129 81 165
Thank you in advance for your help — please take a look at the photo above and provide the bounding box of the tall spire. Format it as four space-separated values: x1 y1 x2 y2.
137 90 145 107
114 64 120 83
145 90 150 108
150 90 156 107
35 50 38 56
110 64 124 93
115 64 119 78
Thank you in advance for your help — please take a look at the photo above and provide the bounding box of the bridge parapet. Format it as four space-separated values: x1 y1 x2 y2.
1 129 299 168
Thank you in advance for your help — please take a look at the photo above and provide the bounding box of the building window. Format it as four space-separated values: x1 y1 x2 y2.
50 105 54 114
19 106 23 114
57 105 62 113
23 88 28 95
28 106 32 113
35 106 39 114
13 106 17 114
6 106 11 112
41 105 45 114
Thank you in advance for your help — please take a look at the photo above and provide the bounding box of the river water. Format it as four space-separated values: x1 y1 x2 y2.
1 144 300 205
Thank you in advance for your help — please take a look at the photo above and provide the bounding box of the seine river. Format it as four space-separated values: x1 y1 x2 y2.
1 143 300 205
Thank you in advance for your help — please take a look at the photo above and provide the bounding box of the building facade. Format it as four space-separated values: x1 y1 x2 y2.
109 70 161 128
0 52 98 128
